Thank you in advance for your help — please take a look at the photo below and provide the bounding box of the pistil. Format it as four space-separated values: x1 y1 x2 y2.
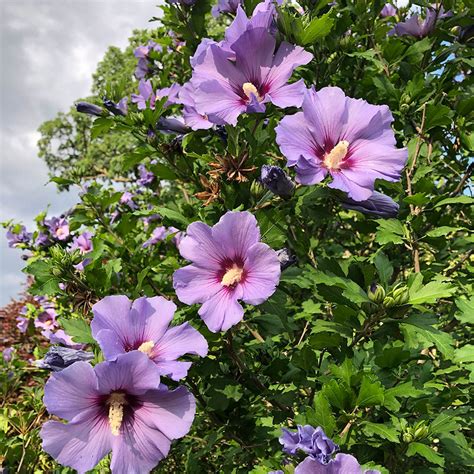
324 140 349 170
138 340 155 356
242 82 262 102
107 392 127 436
221 264 244 287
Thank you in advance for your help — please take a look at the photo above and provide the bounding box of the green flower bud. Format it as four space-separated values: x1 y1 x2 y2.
392 287 410 306
383 296 396 308
368 283 386 304
402 432 413 443
414 425 429 440
52 267 63 277
250 179 264 200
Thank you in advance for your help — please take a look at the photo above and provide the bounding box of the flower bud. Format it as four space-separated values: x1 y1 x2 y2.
276 248 297 271
414 425 429 440
402 431 413 443
260 165 295 199
368 283 386 304
75 101 103 117
250 179 265 200
156 117 190 135
341 191 399 218
383 296 396 308
392 287 410 305
34 346 94 372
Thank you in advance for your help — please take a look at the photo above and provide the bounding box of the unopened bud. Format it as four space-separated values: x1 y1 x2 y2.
383 296 396 308
276 248 297 271
392 287 410 305
76 101 103 117
414 425 429 440
260 165 295 199
368 283 386 304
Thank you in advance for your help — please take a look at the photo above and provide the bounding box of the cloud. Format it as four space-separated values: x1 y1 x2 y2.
0 0 162 304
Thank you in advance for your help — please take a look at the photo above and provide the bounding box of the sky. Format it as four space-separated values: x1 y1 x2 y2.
0 0 161 305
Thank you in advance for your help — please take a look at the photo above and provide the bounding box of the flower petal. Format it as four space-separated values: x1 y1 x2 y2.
241 243 281 305
212 211 260 260
275 111 319 166
267 79 307 108
41 413 113 474
198 287 245 332
173 264 222 305
95 352 161 396
43 361 99 421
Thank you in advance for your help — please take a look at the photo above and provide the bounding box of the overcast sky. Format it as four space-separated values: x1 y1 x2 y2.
0 0 161 305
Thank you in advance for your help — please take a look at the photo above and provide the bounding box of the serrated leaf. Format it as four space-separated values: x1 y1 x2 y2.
425 226 465 237
453 345 474 364
430 413 459 435
301 11 335 45
409 280 455 305
374 252 393 285
455 297 474 324
307 392 336 437
356 376 384 407
362 422 400 443
424 104 454 131
434 195 474 208
156 207 190 226
61 318 95 344
375 219 407 245
406 442 444 467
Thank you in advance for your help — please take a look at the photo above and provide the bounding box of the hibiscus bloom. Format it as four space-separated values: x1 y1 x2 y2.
173 211 281 332
275 87 407 201
70 232 93 254
191 26 312 125
389 6 451 38
91 296 208 381
40 351 195 473
295 454 380 474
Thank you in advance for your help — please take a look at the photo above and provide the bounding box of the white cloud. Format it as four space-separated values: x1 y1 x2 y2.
0 0 162 304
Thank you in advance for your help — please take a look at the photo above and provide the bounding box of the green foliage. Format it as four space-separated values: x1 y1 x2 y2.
3 0 474 473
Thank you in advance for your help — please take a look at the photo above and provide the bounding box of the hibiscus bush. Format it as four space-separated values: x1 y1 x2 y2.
2 0 473 473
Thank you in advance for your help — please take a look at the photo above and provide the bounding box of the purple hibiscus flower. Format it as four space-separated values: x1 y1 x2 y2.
6 225 32 248
120 191 138 210
35 232 52 247
280 425 338 464
45 217 70 241
16 315 29 333
380 4 397 18
40 351 195 473
91 296 208 381
142 226 168 248
341 191 399 218
3 347 14 362
191 26 312 126
71 232 93 254
35 308 59 332
131 80 156 110
389 6 452 38
137 164 155 186
178 82 214 130
156 83 181 108
295 454 380 474
173 211 281 333
45 329 84 350
275 86 407 201
212 0 242 17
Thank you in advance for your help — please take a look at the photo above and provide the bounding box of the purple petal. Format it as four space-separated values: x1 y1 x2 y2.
264 41 312 91
198 287 245 332
41 414 113 474
275 111 319 166
95 352 161 396
211 211 260 260
136 385 196 439
178 221 226 269
173 264 222 305
295 155 328 185
43 362 99 421
241 242 281 305
267 79 308 108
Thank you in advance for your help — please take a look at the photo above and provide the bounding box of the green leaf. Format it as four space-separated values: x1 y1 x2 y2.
307 392 336 437
322 379 352 411
24 260 60 296
385 382 426 399
409 280 455 305
455 297 474 325
61 318 95 344
425 226 465 238
301 10 335 45
454 345 474 364
91 117 113 139
406 442 445 467
374 252 393 285
424 104 454 131
375 219 407 245
430 413 459 435
356 376 384 407
434 195 474 208
362 422 400 443
156 207 190 226
152 163 178 180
